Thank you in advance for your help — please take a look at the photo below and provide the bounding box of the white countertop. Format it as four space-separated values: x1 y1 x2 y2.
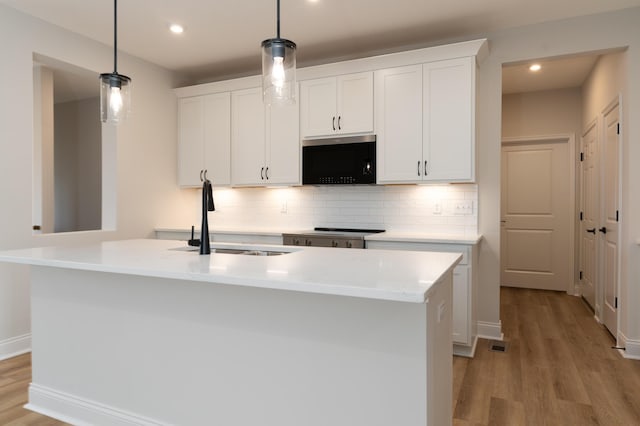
0 239 461 304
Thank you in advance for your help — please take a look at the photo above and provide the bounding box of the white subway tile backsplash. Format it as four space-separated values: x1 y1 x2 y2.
179 184 478 235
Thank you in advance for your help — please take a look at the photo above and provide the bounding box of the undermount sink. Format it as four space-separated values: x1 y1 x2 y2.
215 248 289 256
170 246 291 256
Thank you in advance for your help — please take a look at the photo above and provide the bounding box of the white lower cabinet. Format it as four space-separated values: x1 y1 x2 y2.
366 240 478 357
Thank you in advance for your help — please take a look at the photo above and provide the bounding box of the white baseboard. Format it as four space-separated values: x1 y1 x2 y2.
476 321 503 341
453 336 478 358
26 383 165 426
617 332 640 360
0 333 31 361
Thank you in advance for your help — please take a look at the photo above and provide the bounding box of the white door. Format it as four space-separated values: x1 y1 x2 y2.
231 87 266 186
299 77 336 138
203 92 231 186
266 86 300 185
423 57 474 181
580 122 598 309
336 72 374 135
601 100 620 335
177 96 205 187
375 64 423 183
501 140 571 291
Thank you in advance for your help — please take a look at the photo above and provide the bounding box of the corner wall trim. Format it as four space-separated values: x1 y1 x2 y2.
26 383 165 426
618 332 640 360
0 333 31 361
477 321 504 341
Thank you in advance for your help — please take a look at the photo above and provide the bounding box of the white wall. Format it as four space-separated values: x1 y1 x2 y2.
502 88 583 138
160 184 478 236
0 5 190 359
475 7 640 344
54 97 102 232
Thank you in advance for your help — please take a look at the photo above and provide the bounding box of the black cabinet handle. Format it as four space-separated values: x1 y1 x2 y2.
586 228 596 234
200 170 203 182
338 116 341 130
261 167 265 180
332 116 336 131
599 227 607 234
417 161 421 176
265 167 269 180
424 161 428 176
203 169 208 180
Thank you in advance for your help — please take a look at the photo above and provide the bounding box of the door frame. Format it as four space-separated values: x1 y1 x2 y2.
501 133 577 294
600 94 623 341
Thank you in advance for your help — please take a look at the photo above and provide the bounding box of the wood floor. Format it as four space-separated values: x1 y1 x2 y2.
453 287 640 425
1 287 639 425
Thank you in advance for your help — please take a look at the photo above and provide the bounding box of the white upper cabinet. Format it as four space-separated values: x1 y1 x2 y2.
423 57 474 182
178 93 231 188
375 65 423 183
231 88 266 186
231 87 300 186
376 57 476 183
300 72 374 138
266 94 300 185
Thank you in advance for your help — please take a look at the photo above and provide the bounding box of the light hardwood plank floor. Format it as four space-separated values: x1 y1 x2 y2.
2 287 639 425
454 287 640 425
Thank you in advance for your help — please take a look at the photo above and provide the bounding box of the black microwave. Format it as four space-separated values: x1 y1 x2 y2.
302 135 376 185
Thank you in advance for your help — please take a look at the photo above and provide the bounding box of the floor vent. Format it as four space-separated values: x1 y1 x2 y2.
489 340 508 353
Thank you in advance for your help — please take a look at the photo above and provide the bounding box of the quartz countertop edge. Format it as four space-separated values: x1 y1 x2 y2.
0 239 462 304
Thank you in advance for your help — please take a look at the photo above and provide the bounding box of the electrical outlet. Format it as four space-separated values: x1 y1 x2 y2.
280 201 288 214
453 200 473 215
433 202 442 215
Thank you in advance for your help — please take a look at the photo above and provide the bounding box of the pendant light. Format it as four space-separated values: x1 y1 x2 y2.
261 0 296 106
100 0 131 123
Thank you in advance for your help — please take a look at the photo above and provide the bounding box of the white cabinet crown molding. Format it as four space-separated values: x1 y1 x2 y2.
174 39 488 98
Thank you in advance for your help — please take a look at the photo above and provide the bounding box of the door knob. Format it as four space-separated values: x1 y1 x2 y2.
599 227 607 234
586 228 596 234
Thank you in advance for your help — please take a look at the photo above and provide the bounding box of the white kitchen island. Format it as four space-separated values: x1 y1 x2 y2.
0 239 460 426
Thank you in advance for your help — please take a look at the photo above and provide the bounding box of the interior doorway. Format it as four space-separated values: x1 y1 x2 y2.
501 50 625 339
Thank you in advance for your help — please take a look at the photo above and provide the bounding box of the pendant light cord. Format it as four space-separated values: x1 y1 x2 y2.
113 0 118 73
276 0 280 39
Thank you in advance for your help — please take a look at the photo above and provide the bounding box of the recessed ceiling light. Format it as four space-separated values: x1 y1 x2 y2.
529 64 541 72
169 24 184 34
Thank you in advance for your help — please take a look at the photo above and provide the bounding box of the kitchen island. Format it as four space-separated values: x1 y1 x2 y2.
0 239 460 426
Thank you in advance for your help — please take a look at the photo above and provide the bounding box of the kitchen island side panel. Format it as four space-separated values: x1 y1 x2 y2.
28 266 452 426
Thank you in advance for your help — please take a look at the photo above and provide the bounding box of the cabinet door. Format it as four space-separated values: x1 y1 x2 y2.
375 65 423 183
203 92 231 186
178 97 205 187
300 77 336 138
452 265 470 345
337 72 374 135
231 88 266 186
423 57 474 181
266 86 300 185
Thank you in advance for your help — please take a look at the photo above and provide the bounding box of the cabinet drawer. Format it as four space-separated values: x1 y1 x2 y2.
365 241 470 265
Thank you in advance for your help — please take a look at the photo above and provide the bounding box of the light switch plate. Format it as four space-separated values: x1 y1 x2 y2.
453 200 473 215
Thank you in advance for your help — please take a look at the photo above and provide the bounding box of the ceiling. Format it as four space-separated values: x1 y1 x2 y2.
3 0 639 85
502 54 601 94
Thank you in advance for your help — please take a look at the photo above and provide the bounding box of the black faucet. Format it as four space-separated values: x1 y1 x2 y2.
199 178 215 255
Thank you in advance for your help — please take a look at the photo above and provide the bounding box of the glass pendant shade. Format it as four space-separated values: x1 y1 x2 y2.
100 72 131 123
262 38 296 105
